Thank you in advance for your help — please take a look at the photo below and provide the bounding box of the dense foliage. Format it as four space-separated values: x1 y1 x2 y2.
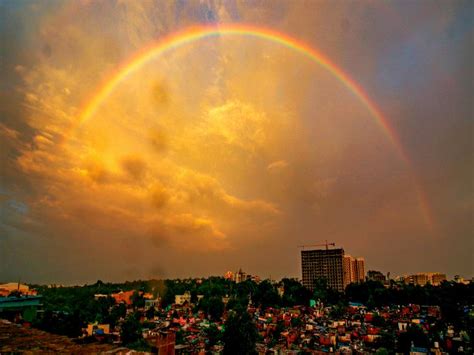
223 309 258 355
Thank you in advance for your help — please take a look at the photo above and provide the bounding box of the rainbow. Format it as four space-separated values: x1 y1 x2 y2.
78 24 434 230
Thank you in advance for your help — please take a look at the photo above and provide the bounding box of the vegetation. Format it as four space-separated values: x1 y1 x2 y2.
198 295 225 320
223 309 258 354
120 313 142 345
205 323 222 350
28 277 473 352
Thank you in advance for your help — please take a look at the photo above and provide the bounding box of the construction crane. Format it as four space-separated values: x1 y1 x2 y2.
297 240 336 250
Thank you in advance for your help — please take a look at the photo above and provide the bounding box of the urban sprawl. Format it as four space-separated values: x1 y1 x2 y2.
0 246 472 354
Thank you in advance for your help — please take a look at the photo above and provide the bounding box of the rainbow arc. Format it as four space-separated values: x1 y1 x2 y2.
77 24 434 230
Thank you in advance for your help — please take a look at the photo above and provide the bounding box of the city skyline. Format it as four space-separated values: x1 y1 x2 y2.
0 244 465 287
1 1 472 284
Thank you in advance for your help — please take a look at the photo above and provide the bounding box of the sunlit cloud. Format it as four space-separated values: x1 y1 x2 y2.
267 160 288 172
0 0 471 283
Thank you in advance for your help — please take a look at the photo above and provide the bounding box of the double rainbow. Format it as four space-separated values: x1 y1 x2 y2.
78 24 434 230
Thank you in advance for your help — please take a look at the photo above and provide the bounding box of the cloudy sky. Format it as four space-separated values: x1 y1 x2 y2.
0 0 472 284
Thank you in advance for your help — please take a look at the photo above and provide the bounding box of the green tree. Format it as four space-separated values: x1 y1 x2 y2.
131 291 145 309
223 310 257 355
145 306 156 320
313 278 330 303
234 280 257 300
205 323 222 349
120 313 143 345
329 301 347 318
254 280 280 309
35 310 84 337
198 296 225 320
375 330 396 351
397 324 429 353
281 278 312 306
226 296 248 312
206 296 225 320
175 329 185 345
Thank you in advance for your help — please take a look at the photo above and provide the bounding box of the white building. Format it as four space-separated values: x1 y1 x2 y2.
175 291 192 305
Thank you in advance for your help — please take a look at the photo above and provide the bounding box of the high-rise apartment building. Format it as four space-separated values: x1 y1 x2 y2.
301 248 345 292
343 256 365 287
355 258 365 282
343 255 354 287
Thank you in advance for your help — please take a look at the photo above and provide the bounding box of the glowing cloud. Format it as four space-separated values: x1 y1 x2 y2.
77 24 434 230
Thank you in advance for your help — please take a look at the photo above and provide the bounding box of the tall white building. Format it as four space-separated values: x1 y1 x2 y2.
343 256 365 287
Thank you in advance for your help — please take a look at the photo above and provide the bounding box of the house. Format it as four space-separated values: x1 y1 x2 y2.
86 323 110 336
145 297 161 310
111 290 135 305
175 292 191 305
93 294 109 300
0 296 42 322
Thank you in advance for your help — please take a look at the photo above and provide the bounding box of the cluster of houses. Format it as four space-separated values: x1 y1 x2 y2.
250 303 449 353
1 282 471 353
82 289 472 354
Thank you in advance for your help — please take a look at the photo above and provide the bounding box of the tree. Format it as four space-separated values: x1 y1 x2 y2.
234 279 257 300
198 296 225 320
226 296 248 312
145 306 156 320
281 278 312 306
207 296 225 320
175 329 185 345
223 310 257 354
205 323 222 349
313 278 329 304
254 280 280 309
35 310 84 337
397 324 429 353
107 303 127 328
131 291 145 309
120 313 143 345
329 301 346 318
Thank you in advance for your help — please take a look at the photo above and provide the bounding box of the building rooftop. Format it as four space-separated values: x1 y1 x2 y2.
0 319 127 353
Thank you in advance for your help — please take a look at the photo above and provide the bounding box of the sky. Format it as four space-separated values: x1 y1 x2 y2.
0 0 472 285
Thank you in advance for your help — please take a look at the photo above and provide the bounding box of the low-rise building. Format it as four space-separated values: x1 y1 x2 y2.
93 294 108 300
0 296 42 322
0 283 36 297
233 268 260 283
175 291 191 305
86 323 110 336
145 297 161 310
367 270 386 283
453 275 471 285
403 273 447 286
111 290 135 305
